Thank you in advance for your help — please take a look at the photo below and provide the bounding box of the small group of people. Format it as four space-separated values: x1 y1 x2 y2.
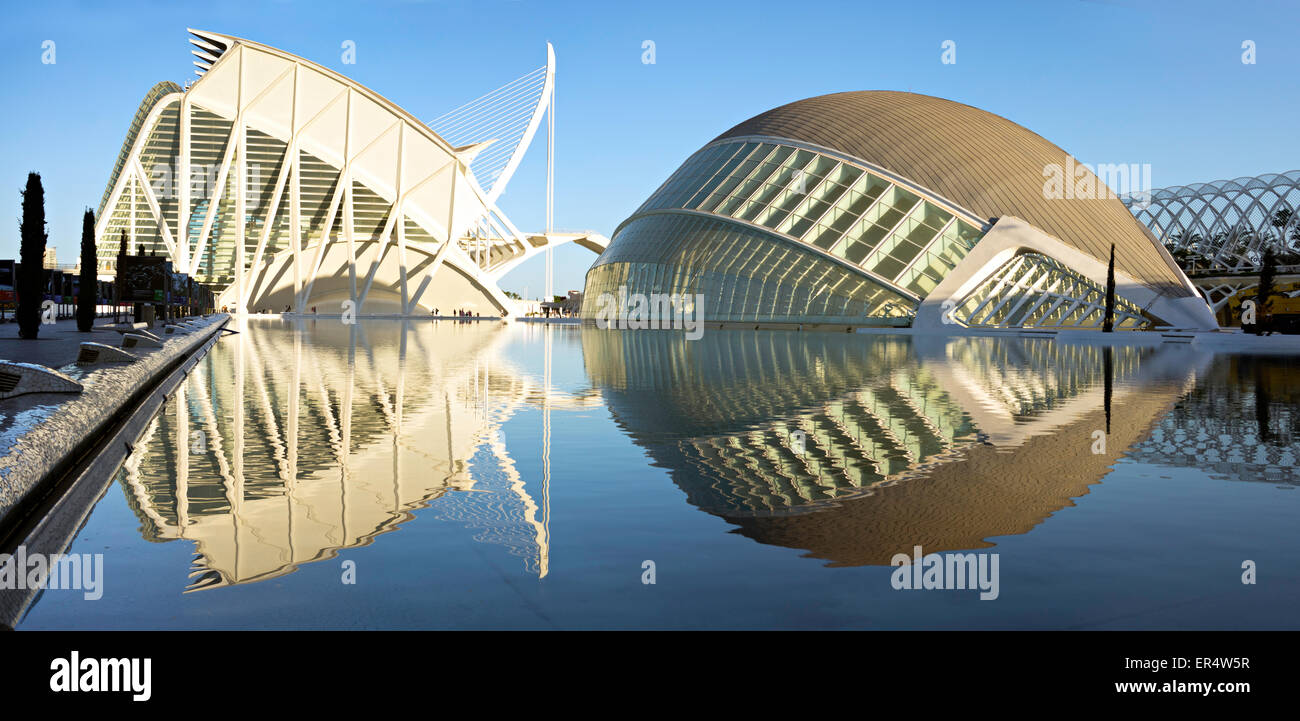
433 308 477 319
218 305 294 315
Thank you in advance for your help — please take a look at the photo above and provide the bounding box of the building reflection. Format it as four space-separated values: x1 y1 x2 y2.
583 329 1217 566
119 318 600 590
1128 355 1299 486
117 319 1299 588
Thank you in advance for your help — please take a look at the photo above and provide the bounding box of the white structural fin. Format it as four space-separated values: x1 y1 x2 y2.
454 140 497 165
188 29 233 77
427 43 555 203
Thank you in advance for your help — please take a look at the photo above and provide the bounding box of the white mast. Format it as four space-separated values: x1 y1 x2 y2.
544 43 554 303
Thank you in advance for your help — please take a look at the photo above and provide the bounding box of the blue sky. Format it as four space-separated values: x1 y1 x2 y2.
1 0 1296 296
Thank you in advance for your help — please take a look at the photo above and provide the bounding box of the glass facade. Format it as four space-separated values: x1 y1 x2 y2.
97 97 428 292
952 252 1150 329
584 139 989 326
635 140 985 297
98 100 180 273
584 213 915 324
97 81 182 223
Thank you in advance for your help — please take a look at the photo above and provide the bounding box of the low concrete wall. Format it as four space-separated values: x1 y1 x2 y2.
0 315 230 534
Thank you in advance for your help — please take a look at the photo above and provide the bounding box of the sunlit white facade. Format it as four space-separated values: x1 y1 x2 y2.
96 30 605 316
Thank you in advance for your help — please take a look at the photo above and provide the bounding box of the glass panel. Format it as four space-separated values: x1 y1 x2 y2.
583 213 917 324
683 143 753 209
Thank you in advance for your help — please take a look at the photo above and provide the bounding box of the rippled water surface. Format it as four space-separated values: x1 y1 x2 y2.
18 319 1300 629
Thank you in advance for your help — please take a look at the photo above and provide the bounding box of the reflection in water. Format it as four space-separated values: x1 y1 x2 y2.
119 319 600 590
112 319 1299 594
583 329 1216 566
1129 355 1299 486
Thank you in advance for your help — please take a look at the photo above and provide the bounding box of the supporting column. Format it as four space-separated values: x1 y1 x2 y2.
290 142 301 307
129 175 136 252
290 65 301 309
236 120 245 312
178 97 191 272
397 124 408 313
345 90 356 309
235 49 246 314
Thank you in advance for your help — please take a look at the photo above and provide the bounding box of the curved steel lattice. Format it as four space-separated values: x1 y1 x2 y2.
1122 171 1300 271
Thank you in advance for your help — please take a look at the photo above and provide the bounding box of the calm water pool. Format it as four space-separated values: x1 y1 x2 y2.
18 319 1300 629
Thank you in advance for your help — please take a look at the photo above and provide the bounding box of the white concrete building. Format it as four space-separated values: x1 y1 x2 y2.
96 30 606 317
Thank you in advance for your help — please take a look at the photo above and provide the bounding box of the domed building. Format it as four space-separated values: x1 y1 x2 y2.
583 91 1216 330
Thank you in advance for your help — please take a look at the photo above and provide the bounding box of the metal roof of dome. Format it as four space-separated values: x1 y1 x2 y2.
715 91 1190 296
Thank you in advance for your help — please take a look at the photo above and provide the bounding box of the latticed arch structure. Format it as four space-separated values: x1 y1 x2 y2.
583 91 1217 330
95 30 605 316
1122 171 1300 271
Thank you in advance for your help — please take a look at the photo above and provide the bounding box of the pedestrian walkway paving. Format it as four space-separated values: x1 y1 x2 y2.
0 314 229 597
0 317 139 369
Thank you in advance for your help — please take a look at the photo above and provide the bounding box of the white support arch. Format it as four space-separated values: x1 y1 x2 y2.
914 216 1219 330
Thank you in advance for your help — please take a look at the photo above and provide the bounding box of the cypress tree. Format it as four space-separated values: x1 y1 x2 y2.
17 172 48 339
78 208 96 331
1102 243 1116 332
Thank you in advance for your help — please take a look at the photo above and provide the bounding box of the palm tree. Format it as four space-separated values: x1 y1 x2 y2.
1167 246 1196 271
1166 231 1209 271
1272 207 1300 265
1271 207 1292 248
